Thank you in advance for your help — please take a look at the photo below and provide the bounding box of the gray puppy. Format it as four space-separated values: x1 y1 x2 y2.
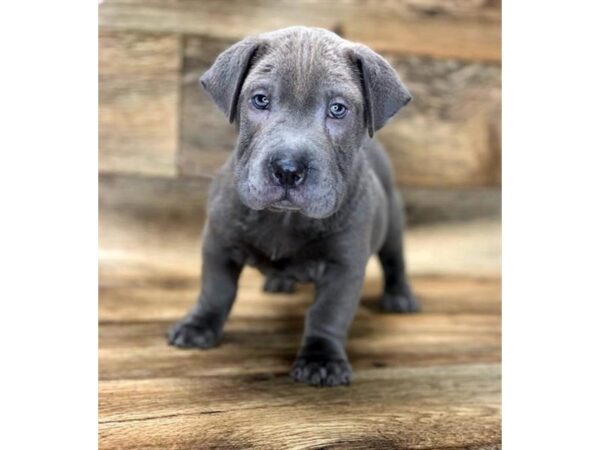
168 27 420 387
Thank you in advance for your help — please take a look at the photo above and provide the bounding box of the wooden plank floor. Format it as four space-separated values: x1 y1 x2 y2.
99 190 501 449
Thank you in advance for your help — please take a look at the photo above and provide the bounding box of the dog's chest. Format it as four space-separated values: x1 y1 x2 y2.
231 211 330 282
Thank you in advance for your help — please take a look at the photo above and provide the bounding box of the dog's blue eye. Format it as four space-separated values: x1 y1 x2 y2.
252 94 270 110
328 103 347 119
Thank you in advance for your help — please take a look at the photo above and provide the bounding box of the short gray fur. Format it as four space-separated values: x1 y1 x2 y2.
168 27 419 387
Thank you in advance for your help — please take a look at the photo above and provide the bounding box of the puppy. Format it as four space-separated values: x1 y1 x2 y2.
168 27 419 387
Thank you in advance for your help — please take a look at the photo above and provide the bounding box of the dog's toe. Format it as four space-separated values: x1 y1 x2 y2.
291 357 352 387
380 292 421 313
167 321 220 349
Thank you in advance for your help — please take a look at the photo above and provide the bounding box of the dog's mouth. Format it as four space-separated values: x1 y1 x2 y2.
267 198 301 213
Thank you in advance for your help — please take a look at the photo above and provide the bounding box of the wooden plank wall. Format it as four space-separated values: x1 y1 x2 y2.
99 0 501 189
99 30 181 176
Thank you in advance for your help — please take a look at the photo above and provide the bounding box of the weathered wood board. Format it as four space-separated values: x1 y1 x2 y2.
99 1 501 186
98 170 502 449
99 30 181 176
99 0 501 62
99 363 500 449
99 225 501 448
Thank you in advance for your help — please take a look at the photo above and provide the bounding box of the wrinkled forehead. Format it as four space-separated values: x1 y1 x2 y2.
244 34 362 105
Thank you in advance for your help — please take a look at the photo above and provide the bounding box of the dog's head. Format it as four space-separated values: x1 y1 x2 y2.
200 27 411 218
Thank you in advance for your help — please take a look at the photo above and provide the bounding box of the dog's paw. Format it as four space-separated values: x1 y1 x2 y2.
167 318 221 349
290 336 351 387
263 275 296 293
291 356 352 387
380 292 421 313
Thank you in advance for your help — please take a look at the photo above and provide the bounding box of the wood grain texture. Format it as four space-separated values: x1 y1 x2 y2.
98 1 501 185
378 56 501 187
179 36 501 187
99 267 501 448
99 175 501 448
99 264 501 448
178 37 237 178
403 187 500 225
99 274 501 386
99 30 181 176
99 364 500 449
99 270 501 323
99 0 500 62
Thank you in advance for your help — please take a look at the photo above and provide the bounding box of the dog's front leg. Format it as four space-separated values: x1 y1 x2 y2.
291 251 368 387
168 230 242 349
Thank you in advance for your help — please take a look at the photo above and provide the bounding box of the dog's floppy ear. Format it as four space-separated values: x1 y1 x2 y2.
200 38 261 123
351 45 412 137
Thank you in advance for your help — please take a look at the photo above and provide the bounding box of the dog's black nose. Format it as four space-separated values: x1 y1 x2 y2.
270 158 307 188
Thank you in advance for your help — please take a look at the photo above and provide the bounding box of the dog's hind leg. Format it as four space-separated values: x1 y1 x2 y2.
263 274 296 293
378 191 420 313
